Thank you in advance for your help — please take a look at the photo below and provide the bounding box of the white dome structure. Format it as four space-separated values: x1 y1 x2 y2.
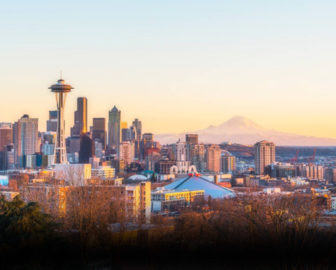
128 174 148 181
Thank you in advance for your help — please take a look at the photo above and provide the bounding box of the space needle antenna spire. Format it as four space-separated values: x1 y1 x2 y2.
49 77 74 164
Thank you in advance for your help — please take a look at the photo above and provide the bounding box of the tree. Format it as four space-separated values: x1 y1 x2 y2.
0 195 57 246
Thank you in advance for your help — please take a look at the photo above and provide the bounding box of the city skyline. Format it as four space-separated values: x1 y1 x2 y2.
2 2 336 268
2 1 336 138
3 83 336 143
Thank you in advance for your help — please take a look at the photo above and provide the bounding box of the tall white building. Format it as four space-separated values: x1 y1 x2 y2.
13 115 39 168
170 140 197 175
175 140 187 161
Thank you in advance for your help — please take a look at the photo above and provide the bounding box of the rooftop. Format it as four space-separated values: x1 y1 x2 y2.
162 174 236 199
49 78 73 93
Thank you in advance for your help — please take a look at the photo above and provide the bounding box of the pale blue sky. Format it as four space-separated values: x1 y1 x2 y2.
1 0 336 137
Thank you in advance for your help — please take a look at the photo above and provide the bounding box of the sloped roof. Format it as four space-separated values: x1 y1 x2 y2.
163 175 235 199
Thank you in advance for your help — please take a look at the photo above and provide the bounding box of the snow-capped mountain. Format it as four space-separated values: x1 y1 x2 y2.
156 116 336 146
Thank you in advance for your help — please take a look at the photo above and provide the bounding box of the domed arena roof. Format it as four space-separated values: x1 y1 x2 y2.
128 174 148 181
163 175 235 199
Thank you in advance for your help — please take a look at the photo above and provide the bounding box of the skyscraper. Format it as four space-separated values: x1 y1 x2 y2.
132 118 142 160
108 106 121 156
46 110 58 132
92 118 106 149
121 128 134 142
141 133 154 159
186 134 198 145
120 141 135 165
254 140 275 175
132 119 142 140
1 144 14 170
13 115 39 168
206 144 221 173
0 123 13 170
221 151 236 173
71 97 88 137
175 140 187 162
192 144 206 172
79 133 93 163
49 78 73 164
0 123 12 151
185 134 198 162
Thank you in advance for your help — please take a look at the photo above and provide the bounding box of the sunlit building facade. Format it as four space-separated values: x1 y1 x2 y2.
254 140 276 175
13 115 39 168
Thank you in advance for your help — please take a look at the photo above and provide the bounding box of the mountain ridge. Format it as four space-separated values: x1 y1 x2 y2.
156 116 336 146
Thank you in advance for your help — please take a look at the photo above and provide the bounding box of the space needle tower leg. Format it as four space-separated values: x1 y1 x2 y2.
55 92 67 163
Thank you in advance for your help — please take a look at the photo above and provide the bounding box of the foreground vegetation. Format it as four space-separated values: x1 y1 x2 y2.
0 194 335 269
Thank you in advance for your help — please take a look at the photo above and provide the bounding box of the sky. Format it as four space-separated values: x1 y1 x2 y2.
1 0 336 137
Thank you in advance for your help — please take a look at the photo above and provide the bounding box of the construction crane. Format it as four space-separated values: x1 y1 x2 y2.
308 149 316 163
289 150 299 163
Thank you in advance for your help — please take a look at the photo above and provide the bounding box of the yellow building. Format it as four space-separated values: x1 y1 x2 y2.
21 184 69 216
121 121 128 130
22 180 151 223
152 189 204 212
91 166 116 179
123 181 151 223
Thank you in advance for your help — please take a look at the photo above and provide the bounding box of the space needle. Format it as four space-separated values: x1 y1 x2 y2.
49 77 74 164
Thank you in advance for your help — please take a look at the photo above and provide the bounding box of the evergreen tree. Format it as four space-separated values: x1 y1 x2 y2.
0 195 57 245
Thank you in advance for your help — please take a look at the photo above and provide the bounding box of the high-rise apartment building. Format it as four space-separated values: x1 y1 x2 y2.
0 123 13 171
13 115 39 168
120 141 135 165
71 97 88 137
1 144 14 170
92 118 106 149
141 133 155 159
206 144 221 173
221 151 236 173
142 133 153 144
192 144 206 172
186 134 198 145
185 134 198 162
0 123 12 151
121 128 134 142
175 140 187 162
254 140 275 175
108 106 121 156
